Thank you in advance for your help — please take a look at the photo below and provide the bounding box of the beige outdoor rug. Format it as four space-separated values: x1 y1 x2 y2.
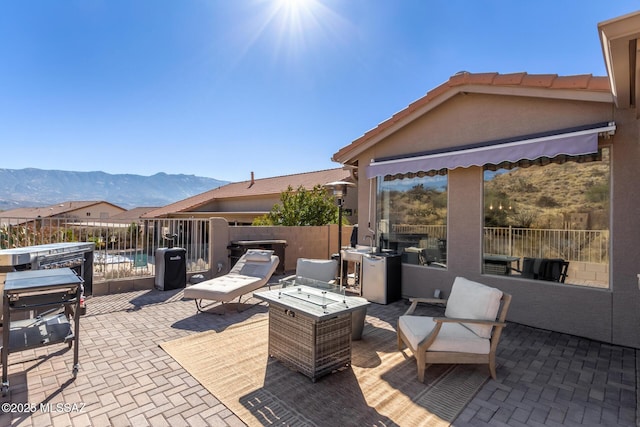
160 317 488 426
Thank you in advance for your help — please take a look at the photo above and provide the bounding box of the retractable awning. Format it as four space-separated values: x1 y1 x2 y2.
366 122 616 178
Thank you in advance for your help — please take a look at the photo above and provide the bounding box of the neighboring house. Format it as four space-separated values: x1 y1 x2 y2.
108 207 160 224
141 169 356 225
332 12 640 349
0 201 126 226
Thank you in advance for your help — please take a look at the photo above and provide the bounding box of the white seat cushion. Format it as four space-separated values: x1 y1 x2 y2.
398 315 490 354
184 274 264 302
445 277 503 338
183 250 279 304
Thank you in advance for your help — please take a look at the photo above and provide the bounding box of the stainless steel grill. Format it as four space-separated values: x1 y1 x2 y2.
0 243 95 294
36 252 86 270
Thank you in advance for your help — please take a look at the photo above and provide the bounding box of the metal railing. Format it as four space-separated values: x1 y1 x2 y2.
389 224 608 264
0 217 210 281
1 217 609 283
391 224 447 240
483 226 609 264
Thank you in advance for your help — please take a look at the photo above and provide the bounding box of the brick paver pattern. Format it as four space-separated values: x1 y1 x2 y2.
0 277 637 426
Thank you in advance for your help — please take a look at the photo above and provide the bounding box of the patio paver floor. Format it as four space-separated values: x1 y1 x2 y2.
0 277 637 426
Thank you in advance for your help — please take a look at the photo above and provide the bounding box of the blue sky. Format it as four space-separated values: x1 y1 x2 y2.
1 1 638 182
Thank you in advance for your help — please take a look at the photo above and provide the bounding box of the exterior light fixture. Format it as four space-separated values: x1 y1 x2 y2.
323 180 355 286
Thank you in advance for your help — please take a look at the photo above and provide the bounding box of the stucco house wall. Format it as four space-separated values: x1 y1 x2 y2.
363 94 612 161
64 202 125 219
194 195 277 213
334 66 640 348
348 90 627 345
608 107 640 347
206 218 352 275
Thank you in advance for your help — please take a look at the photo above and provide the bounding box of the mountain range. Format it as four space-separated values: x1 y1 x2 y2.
0 168 229 211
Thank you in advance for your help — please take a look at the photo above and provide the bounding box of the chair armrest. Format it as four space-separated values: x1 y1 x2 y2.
279 274 296 283
433 316 507 328
409 297 448 304
404 297 447 315
430 262 447 268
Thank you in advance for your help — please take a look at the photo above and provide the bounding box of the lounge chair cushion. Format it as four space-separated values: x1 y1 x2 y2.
230 250 275 277
398 315 490 354
444 277 503 338
237 262 275 278
244 250 273 262
184 275 266 303
183 249 279 304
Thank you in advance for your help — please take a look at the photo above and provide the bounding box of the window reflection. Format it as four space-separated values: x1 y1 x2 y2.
483 148 610 287
376 171 447 268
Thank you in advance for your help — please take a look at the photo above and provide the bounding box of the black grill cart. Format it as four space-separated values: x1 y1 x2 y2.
1 268 83 395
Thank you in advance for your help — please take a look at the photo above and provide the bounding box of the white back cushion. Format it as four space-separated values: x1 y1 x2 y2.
296 258 338 282
230 250 276 276
445 277 503 338
244 250 273 262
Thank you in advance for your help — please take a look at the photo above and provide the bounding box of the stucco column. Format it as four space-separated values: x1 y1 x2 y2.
209 217 230 278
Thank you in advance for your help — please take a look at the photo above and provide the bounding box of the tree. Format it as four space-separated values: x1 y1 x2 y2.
252 185 340 226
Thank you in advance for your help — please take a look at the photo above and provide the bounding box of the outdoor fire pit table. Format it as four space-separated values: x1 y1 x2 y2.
254 284 370 382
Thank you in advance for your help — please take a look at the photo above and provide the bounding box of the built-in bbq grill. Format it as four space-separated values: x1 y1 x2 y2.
0 243 95 295
32 251 86 270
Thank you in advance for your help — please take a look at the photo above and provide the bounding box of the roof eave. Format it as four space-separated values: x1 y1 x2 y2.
332 82 612 164
598 11 640 109
145 211 270 219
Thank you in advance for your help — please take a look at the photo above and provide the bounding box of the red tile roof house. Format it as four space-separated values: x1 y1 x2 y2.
331 11 640 349
141 168 356 273
141 168 355 225
0 201 126 226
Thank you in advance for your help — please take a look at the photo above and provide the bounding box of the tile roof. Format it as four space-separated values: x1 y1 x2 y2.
142 168 351 218
109 207 160 223
0 201 124 219
332 72 612 163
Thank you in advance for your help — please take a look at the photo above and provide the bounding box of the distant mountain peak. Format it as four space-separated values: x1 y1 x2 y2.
0 168 229 210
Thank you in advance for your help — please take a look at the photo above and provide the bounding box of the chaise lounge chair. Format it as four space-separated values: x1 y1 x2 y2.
183 249 279 314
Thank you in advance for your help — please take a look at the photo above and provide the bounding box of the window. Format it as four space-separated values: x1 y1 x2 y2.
483 148 610 287
376 171 448 267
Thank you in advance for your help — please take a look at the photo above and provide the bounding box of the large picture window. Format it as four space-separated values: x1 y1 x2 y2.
376 171 447 267
483 148 610 287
